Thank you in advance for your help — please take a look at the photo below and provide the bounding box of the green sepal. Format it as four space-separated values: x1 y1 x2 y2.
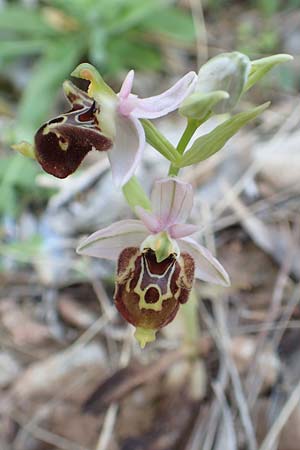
122 176 151 212
140 119 180 165
179 90 229 120
71 63 116 98
179 102 270 167
244 54 293 92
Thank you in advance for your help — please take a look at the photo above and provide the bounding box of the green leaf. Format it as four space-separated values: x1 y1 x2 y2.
0 5 55 36
257 0 280 16
142 7 195 43
0 155 38 216
0 40 48 59
179 102 269 167
107 0 171 34
179 90 229 120
244 54 293 92
43 0 95 22
141 119 179 164
106 39 161 73
15 37 84 141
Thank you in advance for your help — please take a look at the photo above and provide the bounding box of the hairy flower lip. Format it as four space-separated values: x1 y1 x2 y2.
33 83 113 179
114 246 195 333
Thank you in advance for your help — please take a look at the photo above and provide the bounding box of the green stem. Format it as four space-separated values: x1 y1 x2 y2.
168 119 199 177
122 175 151 212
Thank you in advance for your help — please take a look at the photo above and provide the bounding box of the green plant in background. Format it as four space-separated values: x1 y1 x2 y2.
0 155 55 218
14 51 292 346
0 0 195 141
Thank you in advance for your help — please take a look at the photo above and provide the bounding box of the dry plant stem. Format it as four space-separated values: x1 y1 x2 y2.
12 310 113 449
258 377 300 450
245 223 299 409
201 361 229 450
189 0 208 65
246 250 296 410
12 271 119 448
95 328 132 450
213 381 237 450
15 422 89 450
272 283 300 348
200 299 257 450
12 372 93 450
212 99 300 223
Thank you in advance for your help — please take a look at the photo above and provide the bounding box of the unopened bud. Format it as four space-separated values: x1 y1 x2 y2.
196 52 251 113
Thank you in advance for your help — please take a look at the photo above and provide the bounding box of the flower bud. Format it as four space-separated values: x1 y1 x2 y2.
114 247 194 348
179 90 229 121
196 51 251 113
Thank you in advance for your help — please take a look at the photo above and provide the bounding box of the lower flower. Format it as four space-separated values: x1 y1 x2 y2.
77 177 230 347
115 247 194 347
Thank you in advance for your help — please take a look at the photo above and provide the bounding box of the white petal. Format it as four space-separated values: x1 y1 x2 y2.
76 220 148 260
178 237 230 286
108 114 145 187
130 71 197 119
151 177 194 228
168 223 198 238
119 70 135 99
135 206 161 233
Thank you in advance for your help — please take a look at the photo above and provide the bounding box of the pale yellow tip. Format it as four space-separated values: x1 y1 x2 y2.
134 327 157 348
12 141 36 159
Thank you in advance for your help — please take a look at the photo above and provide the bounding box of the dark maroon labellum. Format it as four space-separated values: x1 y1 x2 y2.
114 248 195 331
34 82 112 178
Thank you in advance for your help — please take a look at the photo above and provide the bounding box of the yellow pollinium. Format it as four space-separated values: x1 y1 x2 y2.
134 327 157 348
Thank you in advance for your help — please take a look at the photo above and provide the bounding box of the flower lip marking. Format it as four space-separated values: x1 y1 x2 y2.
115 247 195 330
133 249 178 312
34 84 112 178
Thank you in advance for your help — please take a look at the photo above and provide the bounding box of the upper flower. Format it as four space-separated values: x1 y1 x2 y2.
28 64 197 186
77 177 230 347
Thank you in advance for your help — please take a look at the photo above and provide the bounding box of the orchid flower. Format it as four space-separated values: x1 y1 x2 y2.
77 177 230 347
25 64 197 186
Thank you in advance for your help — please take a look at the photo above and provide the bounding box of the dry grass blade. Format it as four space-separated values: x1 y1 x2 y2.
83 349 185 414
95 327 131 450
258 378 300 450
96 403 119 450
189 0 208 64
211 99 300 223
224 185 300 280
200 299 257 450
213 381 238 450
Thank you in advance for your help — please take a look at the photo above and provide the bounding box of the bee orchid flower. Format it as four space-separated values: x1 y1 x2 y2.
77 177 230 347
17 64 197 187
